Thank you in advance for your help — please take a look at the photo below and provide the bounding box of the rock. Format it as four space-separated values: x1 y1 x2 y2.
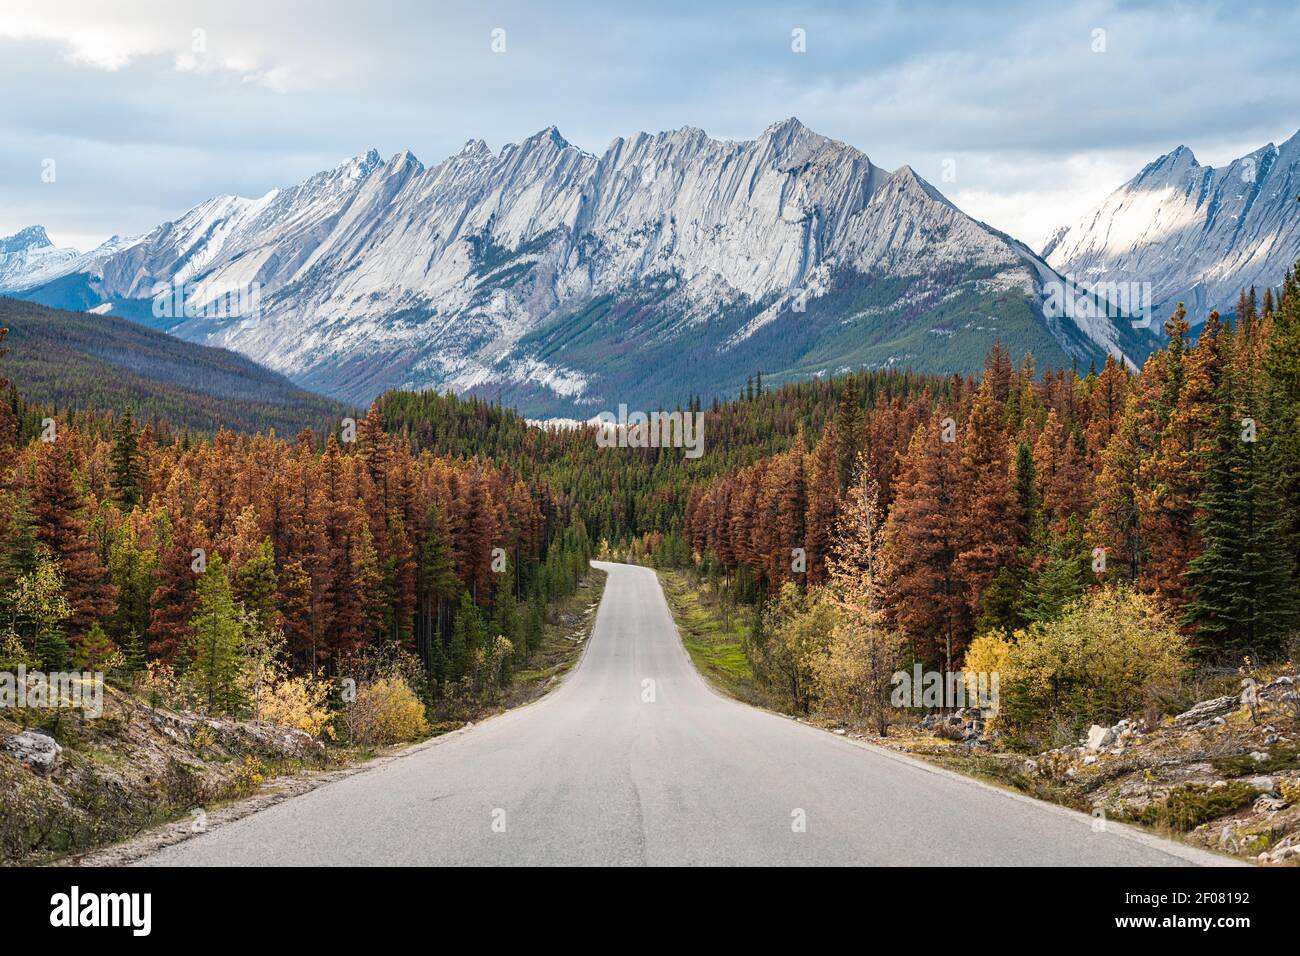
833 728 846 736
1083 755 1098 765
2 731 62 774
1245 775 1277 793
1250 751 1270 763
1259 844 1300 865
1023 759 1039 774
1173 695 1238 727
1254 795 1288 812
1085 724 1117 751
1264 734 1280 746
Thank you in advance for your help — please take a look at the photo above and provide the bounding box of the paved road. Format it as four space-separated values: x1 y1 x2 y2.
141 562 1228 866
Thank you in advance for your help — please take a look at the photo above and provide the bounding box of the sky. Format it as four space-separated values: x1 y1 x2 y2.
1 0 1298 253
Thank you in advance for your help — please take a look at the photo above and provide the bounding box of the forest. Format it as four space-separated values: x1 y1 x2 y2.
675 267 1300 746
0 261 1297 753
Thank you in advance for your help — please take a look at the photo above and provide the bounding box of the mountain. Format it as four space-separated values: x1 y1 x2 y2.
1044 130 1300 324
0 226 82 291
9 120 1156 416
0 297 350 435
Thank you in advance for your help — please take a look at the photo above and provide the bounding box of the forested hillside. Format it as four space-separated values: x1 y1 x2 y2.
0 297 349 435
379 367 951 544
677 268 1300 748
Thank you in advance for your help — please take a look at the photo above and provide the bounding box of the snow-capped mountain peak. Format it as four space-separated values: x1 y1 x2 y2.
0 225 83 291
8 122 1157 414
1046 129 1300 322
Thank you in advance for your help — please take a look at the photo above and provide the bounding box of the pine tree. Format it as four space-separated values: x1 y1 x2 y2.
1184 359 1298 658
491 556 520 668
1012 440 1040 539
234 537 279 631
106 522 157 646
122 630 147 675
416 501 458 671
1144 310 1223 605
76 623 116 669
0 493 39 601
1021 520 1089 624
276 557 315 670
803 426 839 585
1033 407 1089 528
833 378 864 494
1262 263 1300 607
885 413 967 671
448 591 484 682
109 406 143 509
148 512 202 662
1084 354 1129 467
31 438 116 640
953 383 1018 624
524 590 545 655
187 553 245 714
1264 263 1300 407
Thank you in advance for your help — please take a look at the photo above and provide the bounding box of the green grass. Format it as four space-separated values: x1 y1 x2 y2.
1126 782 1260 832
656 570 773 708
1210 745 1299 777
504 570 608 706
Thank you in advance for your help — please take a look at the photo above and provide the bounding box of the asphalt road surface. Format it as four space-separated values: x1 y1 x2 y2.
140 562 1228 866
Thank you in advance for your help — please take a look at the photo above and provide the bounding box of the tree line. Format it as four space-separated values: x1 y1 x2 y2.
0 393 593 719
684 267 1300 675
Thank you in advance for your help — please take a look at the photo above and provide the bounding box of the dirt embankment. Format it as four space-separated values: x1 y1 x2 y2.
883 674 1300 864
1 683 328 865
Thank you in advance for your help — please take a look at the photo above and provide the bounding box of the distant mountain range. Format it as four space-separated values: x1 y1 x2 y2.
11 119 1291 415
1045 130 1300 325
0 296 350 435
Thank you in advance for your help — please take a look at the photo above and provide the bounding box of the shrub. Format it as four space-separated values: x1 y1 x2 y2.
812 611 905 735
755 582 836 713
1129 782 1257 831
229 755 266 796
251 666 334 739
1210 746 1299 777
348 672 430 746
962 630 1012 721
141 660 183 710
996 585 1188 749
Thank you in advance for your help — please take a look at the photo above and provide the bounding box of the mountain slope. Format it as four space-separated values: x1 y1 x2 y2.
1045 130 1300 323
0 297 350 434
0 226 82 291
9 120 1156 415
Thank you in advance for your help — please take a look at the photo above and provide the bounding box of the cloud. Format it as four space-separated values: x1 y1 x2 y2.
2 0 1297 253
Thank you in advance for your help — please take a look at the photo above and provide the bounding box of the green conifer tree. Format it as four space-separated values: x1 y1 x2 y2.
187 553 246 713
109 406 143 510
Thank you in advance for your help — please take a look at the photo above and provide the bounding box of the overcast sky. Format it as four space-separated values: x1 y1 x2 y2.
2 0 1297 253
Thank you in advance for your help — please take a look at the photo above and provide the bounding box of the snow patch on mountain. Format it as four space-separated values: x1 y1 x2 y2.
5 119 1150 410
1046 130 1300 321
